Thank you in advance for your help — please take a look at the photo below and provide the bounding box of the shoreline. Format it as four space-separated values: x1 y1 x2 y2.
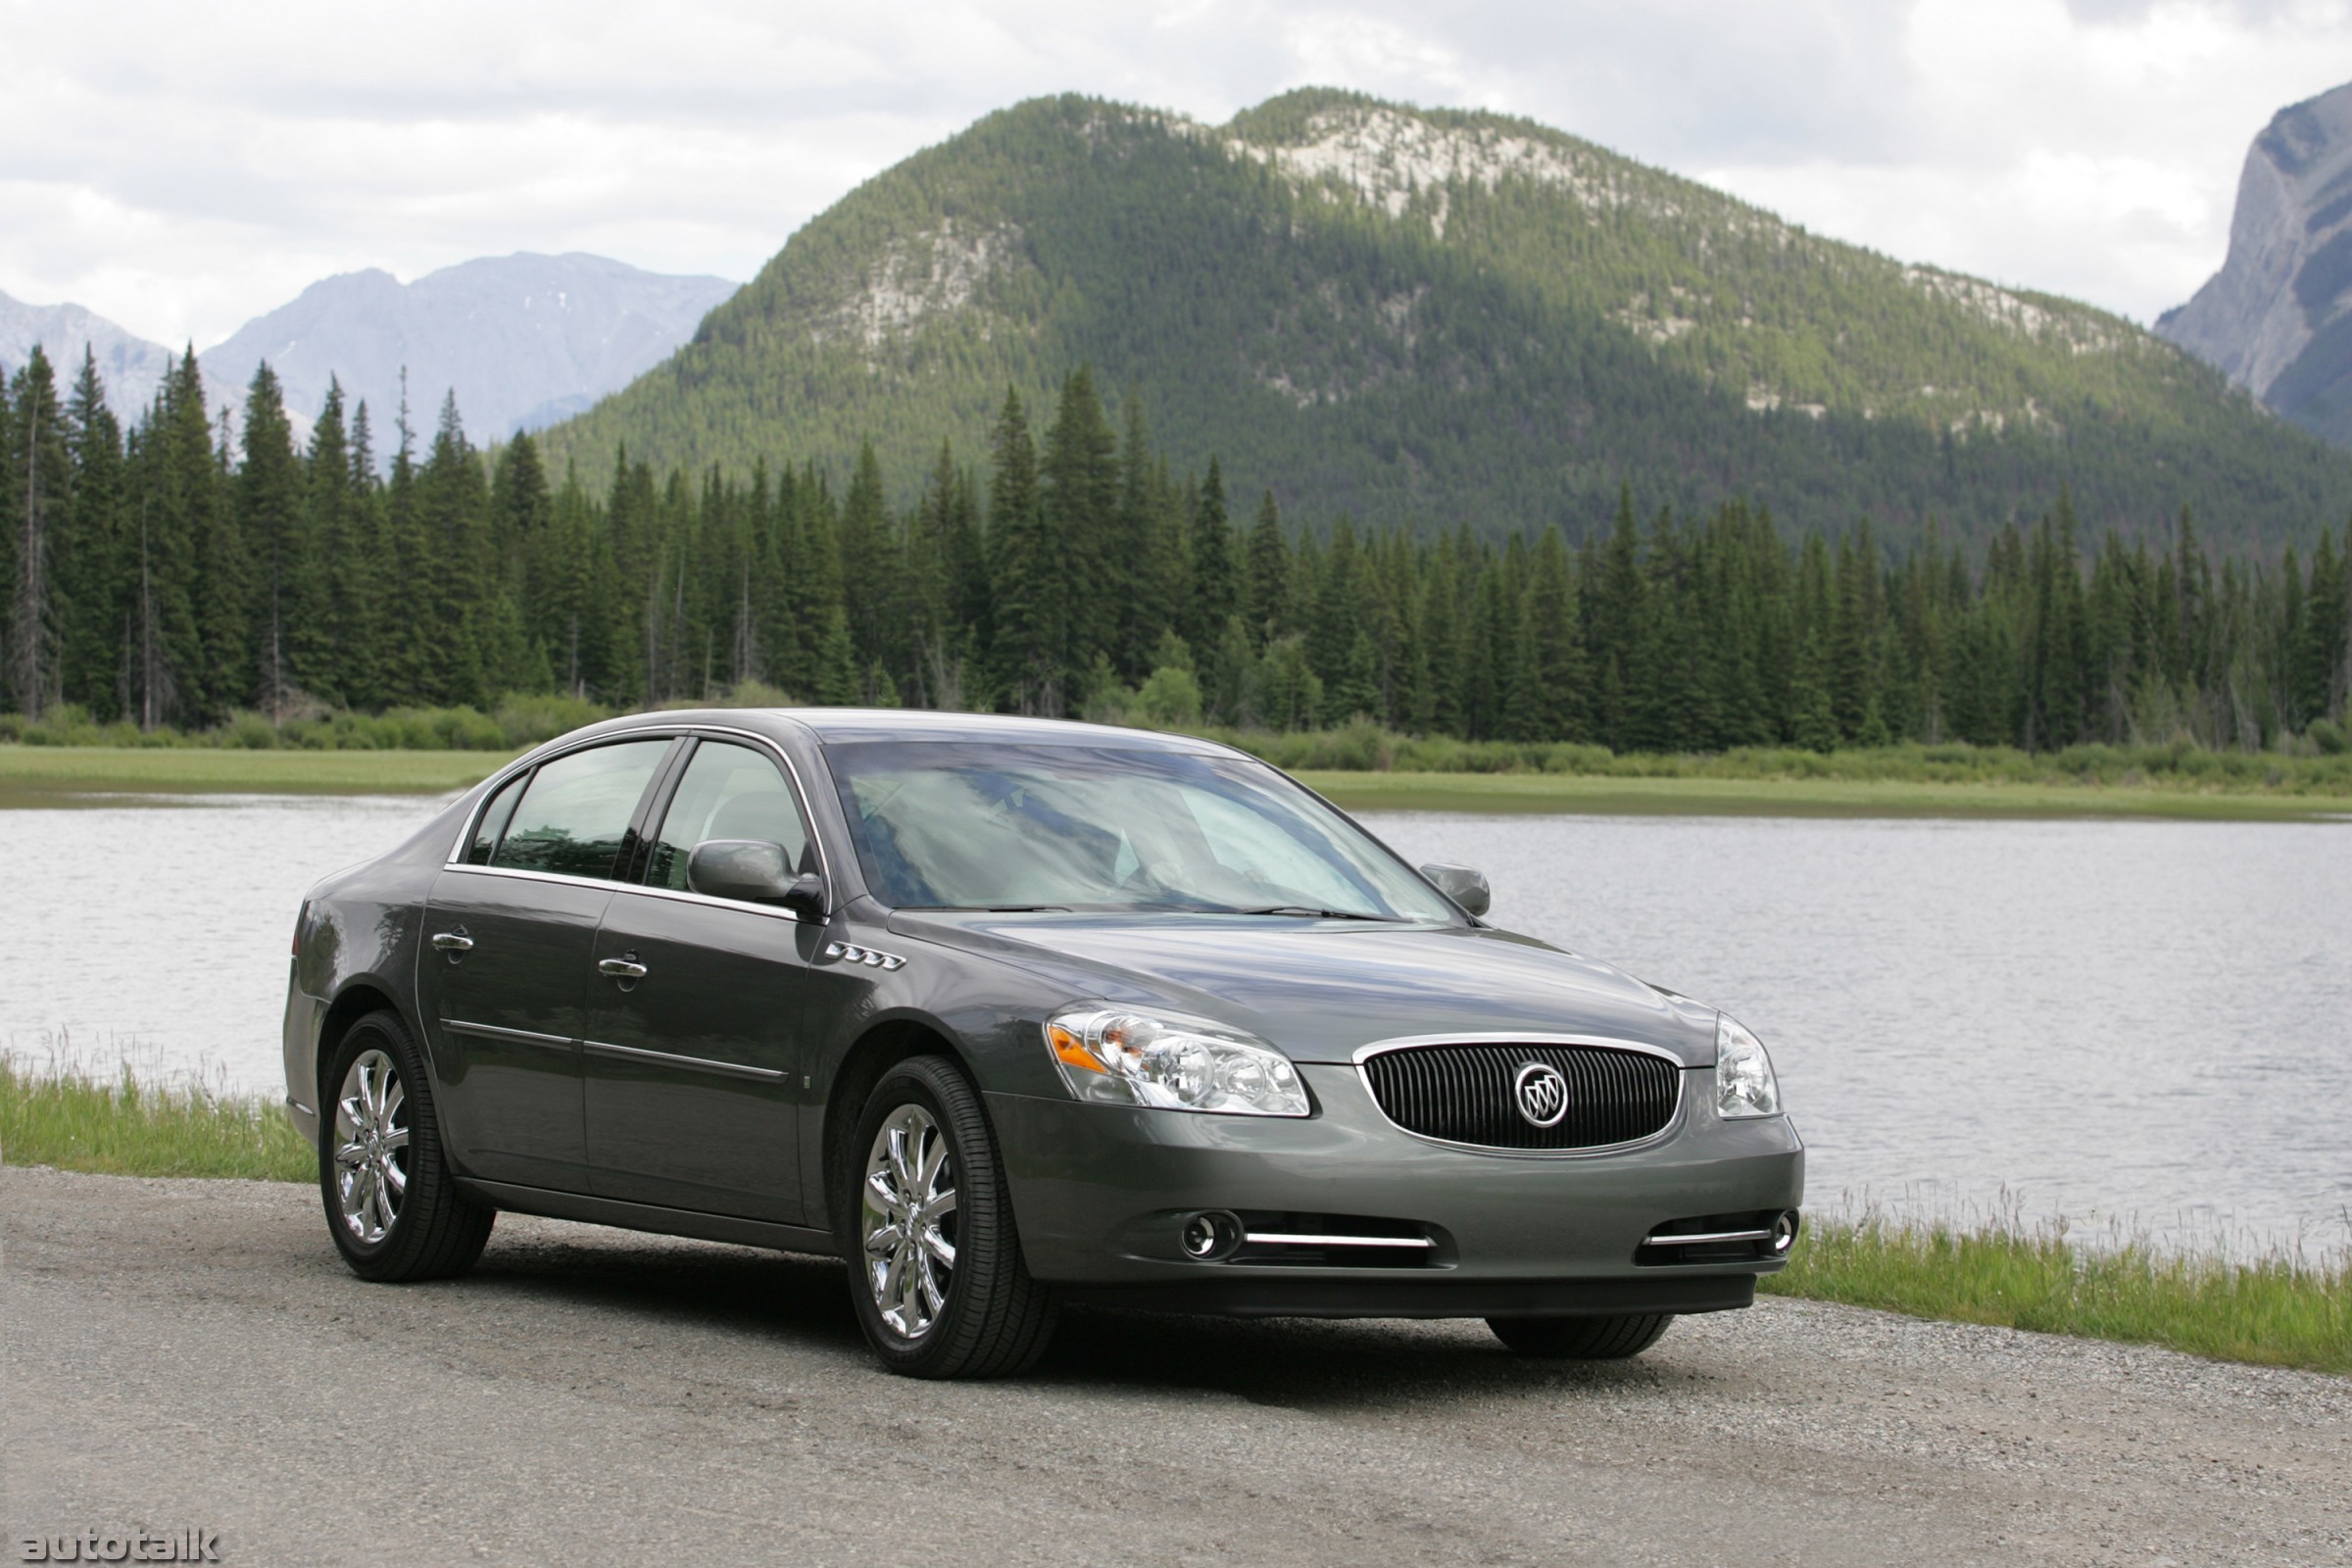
3 745 2347 820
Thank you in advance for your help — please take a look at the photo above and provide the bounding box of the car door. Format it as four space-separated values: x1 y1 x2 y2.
420 737 679 1190
582 736 821 1222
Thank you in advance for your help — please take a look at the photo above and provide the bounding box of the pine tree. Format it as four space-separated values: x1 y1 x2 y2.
986 388 1059 713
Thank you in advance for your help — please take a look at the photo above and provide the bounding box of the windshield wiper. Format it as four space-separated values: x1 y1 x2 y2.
1232 906 1404 922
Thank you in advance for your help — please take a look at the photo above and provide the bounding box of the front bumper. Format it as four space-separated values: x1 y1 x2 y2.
989 1063 1803 1317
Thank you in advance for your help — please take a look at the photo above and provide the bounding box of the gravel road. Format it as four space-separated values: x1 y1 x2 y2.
4 1165 2345 1566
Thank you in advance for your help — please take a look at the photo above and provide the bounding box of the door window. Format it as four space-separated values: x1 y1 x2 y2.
464 770 529 864
644 741 811 895
490 740 673 881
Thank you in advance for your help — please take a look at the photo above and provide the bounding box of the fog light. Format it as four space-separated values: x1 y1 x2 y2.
1180 1210 1244 1260
1771 1211 1799 1254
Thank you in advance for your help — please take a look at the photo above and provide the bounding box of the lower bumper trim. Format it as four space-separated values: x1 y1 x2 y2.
1058 1271 1760 1320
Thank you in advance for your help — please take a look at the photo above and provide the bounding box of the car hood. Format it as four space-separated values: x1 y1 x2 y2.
884 911 1720 1066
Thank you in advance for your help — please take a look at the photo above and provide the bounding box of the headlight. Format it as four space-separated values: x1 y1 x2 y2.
1045 1007 1310 1117
1714 1013 1782 1118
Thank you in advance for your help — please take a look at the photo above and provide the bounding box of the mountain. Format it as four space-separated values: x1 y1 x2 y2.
2159 81 2352 451
200 253 740 440
543 89 2352 555
0 287 237 417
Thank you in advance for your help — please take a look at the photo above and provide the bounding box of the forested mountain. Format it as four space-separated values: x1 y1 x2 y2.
545 89 2352 556
202 254 739 442
4 345 2345 760
2160 80 2352 451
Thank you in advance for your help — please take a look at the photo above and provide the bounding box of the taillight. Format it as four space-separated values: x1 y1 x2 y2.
292 899 311 957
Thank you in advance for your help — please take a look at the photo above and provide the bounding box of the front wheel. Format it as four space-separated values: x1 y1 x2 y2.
842 1055 1055 1378
1487 1313 1673 1359
320 1009 494 1282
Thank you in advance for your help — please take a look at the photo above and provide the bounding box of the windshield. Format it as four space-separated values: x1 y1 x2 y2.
824 741 1460 921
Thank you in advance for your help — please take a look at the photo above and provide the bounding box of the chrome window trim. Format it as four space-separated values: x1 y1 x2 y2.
443 1018 574 1052
442 723 834 902
602 878 805 925
1348 1031 1690 1160
580 1037 787 1084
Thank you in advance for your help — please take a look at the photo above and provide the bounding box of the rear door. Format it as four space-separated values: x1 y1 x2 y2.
420 737 678 1190
582 736 820 1222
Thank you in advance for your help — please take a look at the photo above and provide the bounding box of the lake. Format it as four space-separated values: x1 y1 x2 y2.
4 793 2345 1258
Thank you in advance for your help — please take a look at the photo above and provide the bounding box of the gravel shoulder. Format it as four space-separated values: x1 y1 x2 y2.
4 1165 2346 1567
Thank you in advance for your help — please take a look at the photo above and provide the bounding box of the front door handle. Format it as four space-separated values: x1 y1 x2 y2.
431 931 474 953
598 956 649 980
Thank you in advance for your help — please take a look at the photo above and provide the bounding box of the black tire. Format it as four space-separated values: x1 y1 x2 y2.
839 1055 1056 1379
1487 1313 1674 1359
319 1009 495 1283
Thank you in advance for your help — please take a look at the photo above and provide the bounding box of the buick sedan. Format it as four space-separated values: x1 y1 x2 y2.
284 710 1803 1378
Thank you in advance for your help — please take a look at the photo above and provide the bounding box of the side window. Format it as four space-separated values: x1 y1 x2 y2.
464 770 529 865
490 740 673 881
645 741 811 896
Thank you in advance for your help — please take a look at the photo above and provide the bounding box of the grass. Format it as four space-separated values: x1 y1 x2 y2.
1763 1217 2351 1376
5 1058 2342 1377
1300 769 2351 820
1 1057 316 1183
0 745 510 799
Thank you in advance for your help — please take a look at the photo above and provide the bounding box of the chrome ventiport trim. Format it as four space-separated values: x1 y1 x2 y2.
1349 1031 1690 1160
825 942 906 971
1640 1228 1774 1248
1243 1233 1435 1250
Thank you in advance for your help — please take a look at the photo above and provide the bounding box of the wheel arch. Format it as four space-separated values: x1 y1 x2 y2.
820 1016 976 1230
313 979 423 1143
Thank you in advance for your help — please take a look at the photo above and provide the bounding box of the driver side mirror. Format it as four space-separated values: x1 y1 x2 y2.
1420 861 1491 917
689 839 829 922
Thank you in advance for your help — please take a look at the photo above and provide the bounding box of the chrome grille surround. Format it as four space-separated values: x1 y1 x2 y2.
1352 1033 1688 1155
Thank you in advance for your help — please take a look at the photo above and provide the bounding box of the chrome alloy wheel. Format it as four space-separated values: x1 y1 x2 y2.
860 1103 960 1339
333 1048 410 1245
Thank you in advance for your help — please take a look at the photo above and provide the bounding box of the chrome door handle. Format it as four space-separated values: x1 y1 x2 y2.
598 957 648 980
431 932 474 952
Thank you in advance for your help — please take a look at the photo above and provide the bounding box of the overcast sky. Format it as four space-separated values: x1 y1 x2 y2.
4 0 2347 350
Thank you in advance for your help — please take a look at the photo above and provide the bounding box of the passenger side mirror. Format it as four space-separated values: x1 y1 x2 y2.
1420 861 1491 917
688 839 795 905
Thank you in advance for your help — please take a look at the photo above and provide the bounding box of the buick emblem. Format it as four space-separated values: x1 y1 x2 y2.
1513 1061 1570 1127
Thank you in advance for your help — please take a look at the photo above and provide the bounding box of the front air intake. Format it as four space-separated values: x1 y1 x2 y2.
1358 1042 1682 1152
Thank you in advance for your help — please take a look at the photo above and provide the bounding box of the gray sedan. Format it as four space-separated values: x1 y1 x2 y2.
284 710 1802 1378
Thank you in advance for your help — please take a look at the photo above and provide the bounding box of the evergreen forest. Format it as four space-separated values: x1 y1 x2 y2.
5 346 2349 758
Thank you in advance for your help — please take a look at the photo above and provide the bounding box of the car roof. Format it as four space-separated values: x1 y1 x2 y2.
601 708 1235 754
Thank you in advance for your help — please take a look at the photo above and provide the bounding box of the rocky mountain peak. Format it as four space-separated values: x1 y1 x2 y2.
2158 80 2352 446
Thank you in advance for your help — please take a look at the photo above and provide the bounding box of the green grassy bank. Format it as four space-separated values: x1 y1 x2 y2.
1299 769 2349 820
1763 1219 2350 1376
5 1061 2342 1374
1 1059 315 1182
0 745 508 799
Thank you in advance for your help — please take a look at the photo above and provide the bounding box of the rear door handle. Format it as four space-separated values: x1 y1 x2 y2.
598 956 648 980
431 932 474 952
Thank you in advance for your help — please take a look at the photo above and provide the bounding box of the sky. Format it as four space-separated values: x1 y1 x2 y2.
4 0 2348 350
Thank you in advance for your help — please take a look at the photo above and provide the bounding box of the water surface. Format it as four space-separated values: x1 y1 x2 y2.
4 794 2343 1256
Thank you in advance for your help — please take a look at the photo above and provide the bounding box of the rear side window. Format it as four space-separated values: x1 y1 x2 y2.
464 771 529 864
490 740 672 881
644 741 812 894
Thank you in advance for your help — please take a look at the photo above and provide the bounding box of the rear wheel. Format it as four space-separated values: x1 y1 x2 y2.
842 1055 1055 1378
320 1010 494 1282
1487 1313 1673 1359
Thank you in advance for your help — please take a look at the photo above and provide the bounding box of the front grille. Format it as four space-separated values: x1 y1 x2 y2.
1359 1042 1682 1151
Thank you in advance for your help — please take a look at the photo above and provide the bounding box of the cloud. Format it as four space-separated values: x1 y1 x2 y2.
1 0 2345 347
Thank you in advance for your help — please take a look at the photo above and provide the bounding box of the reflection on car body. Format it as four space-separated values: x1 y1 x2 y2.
285 710 1802 1377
